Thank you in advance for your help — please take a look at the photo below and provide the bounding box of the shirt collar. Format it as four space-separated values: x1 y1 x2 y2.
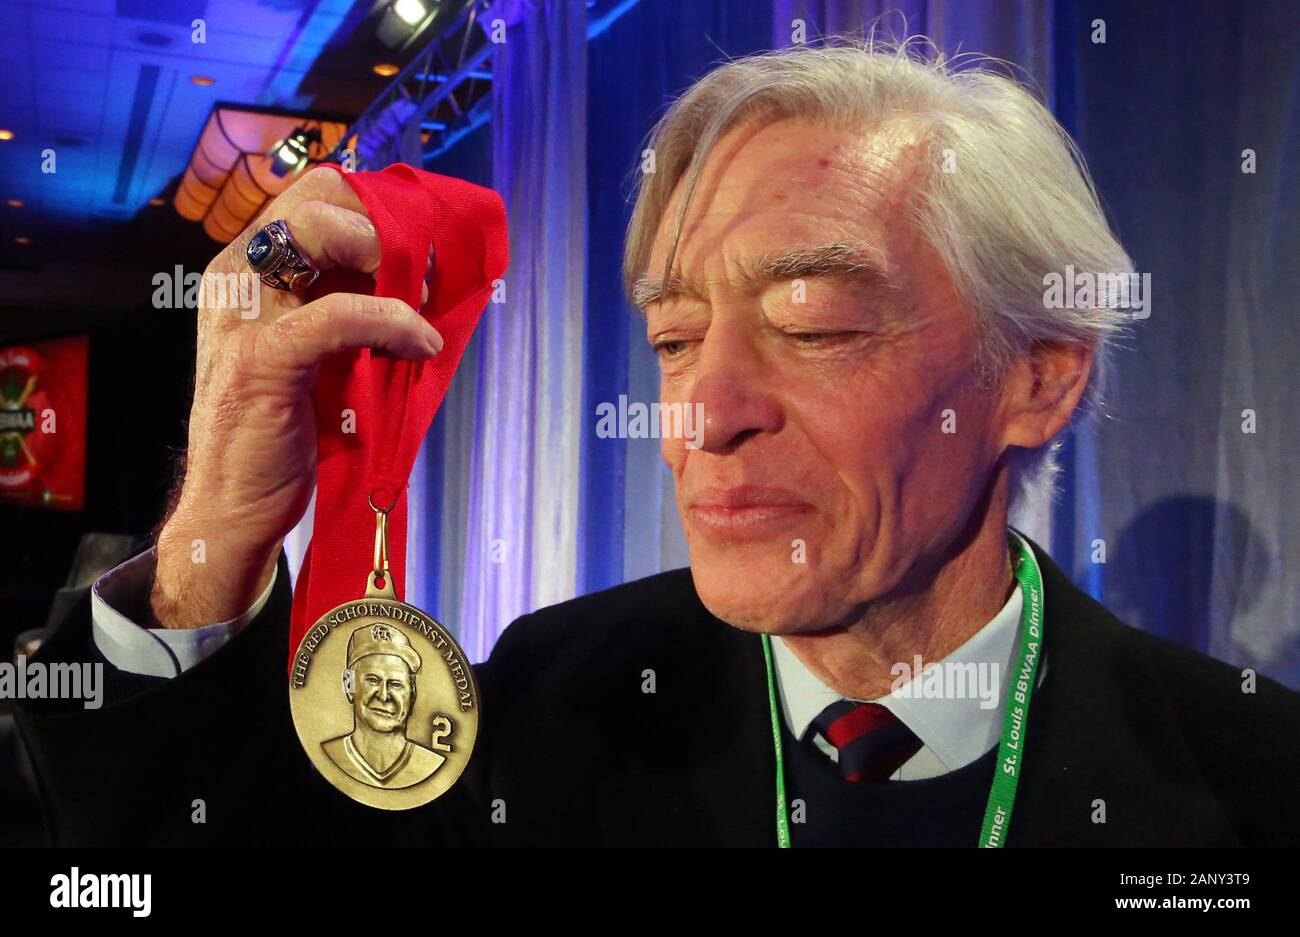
770 581 1029 773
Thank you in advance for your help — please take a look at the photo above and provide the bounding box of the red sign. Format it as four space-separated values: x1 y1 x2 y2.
0 336 88 510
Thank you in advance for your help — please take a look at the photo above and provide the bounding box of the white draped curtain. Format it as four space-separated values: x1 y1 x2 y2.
438 0 588 660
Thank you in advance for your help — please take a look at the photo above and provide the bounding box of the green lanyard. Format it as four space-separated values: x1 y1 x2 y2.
761 529 1045 848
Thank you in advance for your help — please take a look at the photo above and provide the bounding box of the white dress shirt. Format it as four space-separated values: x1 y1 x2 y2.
771 579 1046 781
90 549 1045 782
91 549 278 678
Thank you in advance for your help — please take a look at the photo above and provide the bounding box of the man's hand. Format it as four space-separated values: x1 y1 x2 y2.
148 167 442 630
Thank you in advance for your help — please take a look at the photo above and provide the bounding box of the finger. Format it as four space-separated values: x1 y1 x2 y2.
283 200 381 275
267 293 445 371
277 207 428 306
230 166 366 263
255 165 365 229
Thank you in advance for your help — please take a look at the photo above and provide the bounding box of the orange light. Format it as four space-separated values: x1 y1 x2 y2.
372 63 400 77
149 197 166 206
175 105 348 243
6 198 22 207
190 76 215 86
0 129 14 141
14 236 31 245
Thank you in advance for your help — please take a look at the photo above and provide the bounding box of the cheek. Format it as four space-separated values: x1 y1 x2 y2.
660 413 690 476
661 434 682 469
789 364 927 486
788 352 981 519
861 379 999 529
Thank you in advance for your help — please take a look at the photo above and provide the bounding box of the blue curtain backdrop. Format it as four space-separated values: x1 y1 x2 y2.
406 0 1298 688
1050 0 1300 686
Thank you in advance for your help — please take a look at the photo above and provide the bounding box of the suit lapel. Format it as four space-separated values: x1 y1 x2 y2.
594 571 775 846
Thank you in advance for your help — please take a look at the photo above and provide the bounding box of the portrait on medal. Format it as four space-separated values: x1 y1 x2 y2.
321 621 449 790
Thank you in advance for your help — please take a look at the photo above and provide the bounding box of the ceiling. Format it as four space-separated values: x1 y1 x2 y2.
0 0 448 321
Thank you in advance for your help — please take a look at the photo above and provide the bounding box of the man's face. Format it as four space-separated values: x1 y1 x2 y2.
351 655 414 734
643 118 1013 635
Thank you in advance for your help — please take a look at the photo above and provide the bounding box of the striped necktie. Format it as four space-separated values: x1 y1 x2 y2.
809 700 923 782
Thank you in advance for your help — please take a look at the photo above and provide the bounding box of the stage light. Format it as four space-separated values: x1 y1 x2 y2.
191 75 215 86
373 63 401 77
14 236 30 244
176 107 347 242
394 0 428 26
377 0 437 48
0 130 14 141
269 127 322 178
7 199 22 207
148 197 166 206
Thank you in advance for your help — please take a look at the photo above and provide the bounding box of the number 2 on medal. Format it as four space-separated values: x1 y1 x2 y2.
431 714 454 753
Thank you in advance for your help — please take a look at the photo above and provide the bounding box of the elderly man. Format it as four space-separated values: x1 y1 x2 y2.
321 623 445 789
16 40 1300 847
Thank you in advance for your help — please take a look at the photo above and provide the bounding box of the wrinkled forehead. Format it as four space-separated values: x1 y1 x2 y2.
645 117 930 280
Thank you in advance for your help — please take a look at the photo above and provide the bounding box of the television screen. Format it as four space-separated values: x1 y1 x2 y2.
0 336 88 511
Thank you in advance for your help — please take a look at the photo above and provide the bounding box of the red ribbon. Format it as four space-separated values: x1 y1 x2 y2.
288 163 509 670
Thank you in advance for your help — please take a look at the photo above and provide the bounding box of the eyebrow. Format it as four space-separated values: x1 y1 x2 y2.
631 242 896 311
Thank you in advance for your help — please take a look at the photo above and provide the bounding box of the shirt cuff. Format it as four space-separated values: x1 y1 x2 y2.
90 548 278 678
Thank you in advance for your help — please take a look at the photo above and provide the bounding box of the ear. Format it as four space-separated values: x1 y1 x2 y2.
999 341 1093 451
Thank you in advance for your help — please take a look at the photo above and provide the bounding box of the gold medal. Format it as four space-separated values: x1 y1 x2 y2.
289 502 479 810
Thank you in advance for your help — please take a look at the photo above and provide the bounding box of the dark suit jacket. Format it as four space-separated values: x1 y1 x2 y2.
14 537 1300 846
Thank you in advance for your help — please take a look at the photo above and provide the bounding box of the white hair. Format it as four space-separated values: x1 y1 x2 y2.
623 34 1134 511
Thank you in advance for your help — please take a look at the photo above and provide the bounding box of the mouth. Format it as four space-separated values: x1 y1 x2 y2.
686 485 814 538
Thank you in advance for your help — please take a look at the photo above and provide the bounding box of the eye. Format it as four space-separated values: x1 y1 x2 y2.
652 339 690 357
787 331 835 344
784 330 859 346
365 675 379 685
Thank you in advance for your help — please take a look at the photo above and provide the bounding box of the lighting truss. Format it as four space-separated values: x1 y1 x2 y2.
329 0 643 170
327 0 495 170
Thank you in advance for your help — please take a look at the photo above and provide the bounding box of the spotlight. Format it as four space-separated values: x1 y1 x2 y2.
149 197 166 206
14 236 31 245
393 0 428 26
0 130 14 141
190 75 215 87
377 0 437 48
373 63 400 77
7 199 22 207
268 127 322 178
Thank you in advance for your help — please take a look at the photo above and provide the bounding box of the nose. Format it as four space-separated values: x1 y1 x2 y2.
377 682 390 702
687 320 783 453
